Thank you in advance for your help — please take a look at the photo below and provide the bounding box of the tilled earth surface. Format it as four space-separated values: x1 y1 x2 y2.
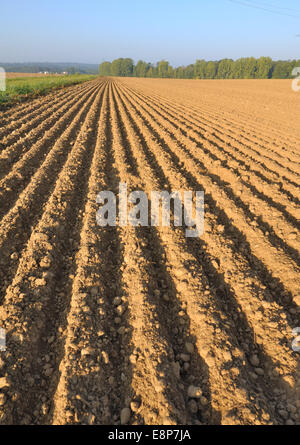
0 78 299 425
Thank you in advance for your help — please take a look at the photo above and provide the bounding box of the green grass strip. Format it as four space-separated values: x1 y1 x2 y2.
0 74 97 106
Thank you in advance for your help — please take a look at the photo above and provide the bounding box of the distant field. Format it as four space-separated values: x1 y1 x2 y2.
5 73 51 79
0 74 97 106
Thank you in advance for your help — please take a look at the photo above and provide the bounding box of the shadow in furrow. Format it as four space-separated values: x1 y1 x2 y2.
113 84 298 424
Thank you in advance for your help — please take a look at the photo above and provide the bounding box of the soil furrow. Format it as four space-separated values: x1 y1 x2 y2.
117 85 300 260
0 83 103 309
120 83 300 213
51 85 130 425
0 82 105 424
119 79 300 159
108 82 189 425
0 77 298 426
0 81 103 220
120 83 300 200
114 82 300 300
0 80 95 142
113 81 300 424
0 81 100 180
112 82 292 425
0 79 96 123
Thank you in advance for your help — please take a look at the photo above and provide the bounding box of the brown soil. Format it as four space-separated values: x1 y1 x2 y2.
5 73 57 79
0 77 299 425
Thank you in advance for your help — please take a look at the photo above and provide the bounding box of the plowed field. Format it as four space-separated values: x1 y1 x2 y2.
0 77 299 425
5 73 50 79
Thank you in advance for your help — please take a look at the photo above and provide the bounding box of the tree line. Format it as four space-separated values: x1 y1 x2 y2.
99 57 300 79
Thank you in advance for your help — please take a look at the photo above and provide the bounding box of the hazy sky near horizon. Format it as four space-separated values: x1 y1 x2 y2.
1 0 299 65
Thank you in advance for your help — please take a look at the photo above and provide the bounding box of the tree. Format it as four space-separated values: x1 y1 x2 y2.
111 58 122 76
272 61 293 78
194 60 207 79
206 61 217 79
244 57 258 78
135 60 149 77
232 58 245 78
217 59 234 79
174 66 184 78
110 58 134 76
121 58 134 76
256 57 273 79
167 65 174 78
99 61 112 76
146 66 155 77
183 64 194 78
98 57 295 80
157 60 170 78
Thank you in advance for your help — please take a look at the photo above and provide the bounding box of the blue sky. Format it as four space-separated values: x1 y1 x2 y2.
0 0 299 65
